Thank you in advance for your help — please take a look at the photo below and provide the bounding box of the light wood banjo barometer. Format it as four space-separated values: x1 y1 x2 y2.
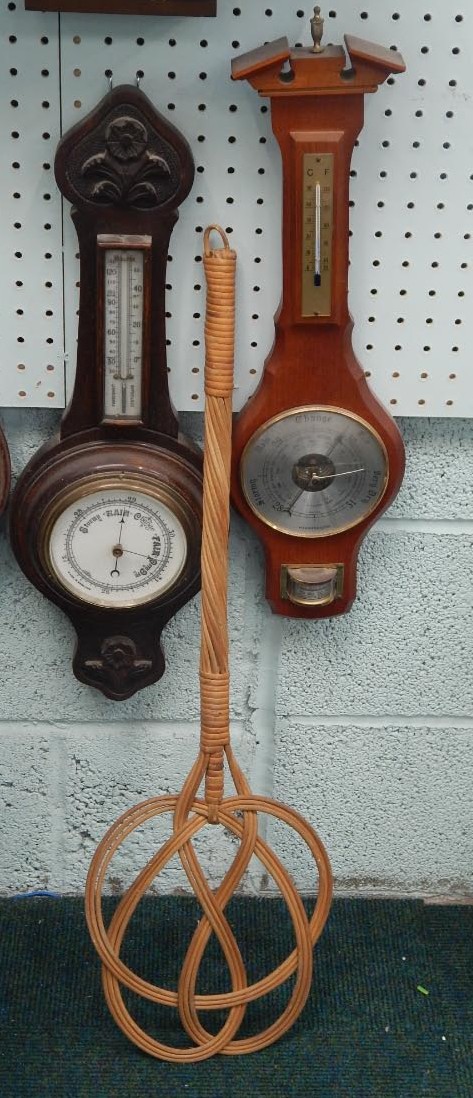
231 14 406 618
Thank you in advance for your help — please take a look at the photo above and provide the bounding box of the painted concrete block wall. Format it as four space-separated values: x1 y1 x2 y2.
0 410 472 897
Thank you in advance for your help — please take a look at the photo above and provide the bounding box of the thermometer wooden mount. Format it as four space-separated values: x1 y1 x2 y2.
231 30 406 618
10 86 203 700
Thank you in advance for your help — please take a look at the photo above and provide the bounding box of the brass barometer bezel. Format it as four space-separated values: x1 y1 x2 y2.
39 472 194 611
240 405 390 539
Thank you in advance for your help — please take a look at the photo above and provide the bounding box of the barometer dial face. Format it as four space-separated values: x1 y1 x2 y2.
241 407 388 538
45 482 187 609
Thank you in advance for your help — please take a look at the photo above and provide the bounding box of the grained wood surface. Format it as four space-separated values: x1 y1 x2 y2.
25 0 216 15
231 34 405 96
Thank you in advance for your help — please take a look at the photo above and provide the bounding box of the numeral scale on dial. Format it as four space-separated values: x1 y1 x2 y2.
47 484 188 609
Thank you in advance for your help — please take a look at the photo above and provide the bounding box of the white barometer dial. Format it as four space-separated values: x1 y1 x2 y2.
46 483 187 608
241 407 388 538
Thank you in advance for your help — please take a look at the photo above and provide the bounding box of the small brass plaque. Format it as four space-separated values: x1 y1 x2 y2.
301 152 333 318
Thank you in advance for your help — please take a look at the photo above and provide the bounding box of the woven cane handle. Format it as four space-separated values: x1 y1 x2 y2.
203 226 236 400
200 227 236 809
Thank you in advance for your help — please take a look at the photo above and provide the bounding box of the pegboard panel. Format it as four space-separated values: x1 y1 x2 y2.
0 4 65 407
1 1 473 415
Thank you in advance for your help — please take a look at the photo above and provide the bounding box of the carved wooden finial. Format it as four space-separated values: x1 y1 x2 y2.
310 6 325 53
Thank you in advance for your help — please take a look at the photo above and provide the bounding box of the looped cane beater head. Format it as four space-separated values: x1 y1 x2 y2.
85 226 333 1062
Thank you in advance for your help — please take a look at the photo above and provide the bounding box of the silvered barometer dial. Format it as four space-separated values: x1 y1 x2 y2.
46 483 187 609
241 408 388 538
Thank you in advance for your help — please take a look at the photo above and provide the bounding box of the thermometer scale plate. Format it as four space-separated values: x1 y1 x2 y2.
99 235 151 423
302 153 333 318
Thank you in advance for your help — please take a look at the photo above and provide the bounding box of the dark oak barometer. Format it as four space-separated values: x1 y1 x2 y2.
10 85 203 700
25 1 216 15
231 17 406 618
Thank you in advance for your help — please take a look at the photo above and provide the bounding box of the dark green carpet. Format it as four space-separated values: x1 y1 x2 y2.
0 896 471 1097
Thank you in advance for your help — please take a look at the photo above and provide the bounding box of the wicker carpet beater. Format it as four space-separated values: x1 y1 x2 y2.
85 227 333 1061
